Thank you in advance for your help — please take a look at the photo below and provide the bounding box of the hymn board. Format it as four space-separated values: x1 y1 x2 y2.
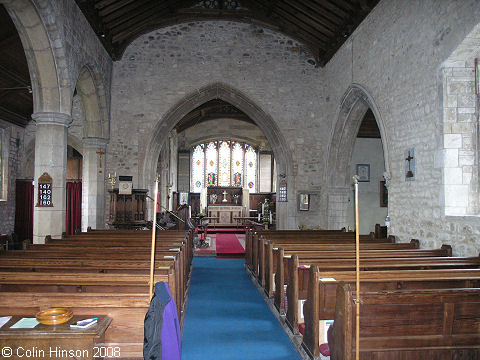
37 172 53 207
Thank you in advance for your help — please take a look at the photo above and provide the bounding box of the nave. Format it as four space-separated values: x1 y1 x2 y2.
182 257 302 360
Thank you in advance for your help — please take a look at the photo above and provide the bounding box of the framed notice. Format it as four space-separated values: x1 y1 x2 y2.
356 164 370 182
37 172 53 207
299 193 310 211
380 180 388 207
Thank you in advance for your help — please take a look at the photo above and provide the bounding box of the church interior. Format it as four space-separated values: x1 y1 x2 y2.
0 0 480 359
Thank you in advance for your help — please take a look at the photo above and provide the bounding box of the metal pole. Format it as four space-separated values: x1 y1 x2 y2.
353 175 361 360
149 175 160 300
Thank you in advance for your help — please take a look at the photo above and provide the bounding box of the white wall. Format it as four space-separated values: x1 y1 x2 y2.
346 138 387 234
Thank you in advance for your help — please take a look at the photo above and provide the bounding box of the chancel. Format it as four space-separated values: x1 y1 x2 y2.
0 1 480 359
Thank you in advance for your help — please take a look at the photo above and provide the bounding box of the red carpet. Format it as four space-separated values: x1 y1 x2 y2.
216 234 245 258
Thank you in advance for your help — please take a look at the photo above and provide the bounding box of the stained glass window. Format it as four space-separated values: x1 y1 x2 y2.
231 142 243 187
205 141 218 186
190 140 260 192
244 144 257 192
218 141 231 186
191 144 205 192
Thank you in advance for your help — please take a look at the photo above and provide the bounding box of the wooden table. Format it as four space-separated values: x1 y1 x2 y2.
0 315 111 359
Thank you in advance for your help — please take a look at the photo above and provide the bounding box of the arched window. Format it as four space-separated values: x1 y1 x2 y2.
191 144 205 192
244 144 257 192
190 140 258 192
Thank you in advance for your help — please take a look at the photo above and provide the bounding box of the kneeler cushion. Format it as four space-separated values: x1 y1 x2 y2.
319 343 330 356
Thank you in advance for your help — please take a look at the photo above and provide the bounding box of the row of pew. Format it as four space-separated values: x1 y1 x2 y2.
245 228 480 360
0 228 193 358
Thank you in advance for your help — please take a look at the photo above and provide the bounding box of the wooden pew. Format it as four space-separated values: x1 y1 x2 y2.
262 240 421 294
272 244 453 310
0 292 150 358
274 252 480 316
0 229 192 358
0 248 185 316
260 242 450 296
301 266 480 358
251 232 396 281
327 283 480 360
245 229 347 268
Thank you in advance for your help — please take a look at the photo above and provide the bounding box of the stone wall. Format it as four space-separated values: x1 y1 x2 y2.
346 138 387 234
322 0 480 255
109 2 480 254
109 21 326 226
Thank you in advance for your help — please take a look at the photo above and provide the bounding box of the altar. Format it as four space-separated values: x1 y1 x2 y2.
208 205 243 225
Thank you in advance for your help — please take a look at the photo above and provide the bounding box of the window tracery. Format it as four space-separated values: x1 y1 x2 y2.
190 139 257 192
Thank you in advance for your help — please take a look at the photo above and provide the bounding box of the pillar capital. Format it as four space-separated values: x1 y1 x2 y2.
82 137 109 149
32 112 72 127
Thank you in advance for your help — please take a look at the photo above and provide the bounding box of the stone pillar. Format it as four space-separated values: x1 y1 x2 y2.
82 137 108 231
32 112 71 244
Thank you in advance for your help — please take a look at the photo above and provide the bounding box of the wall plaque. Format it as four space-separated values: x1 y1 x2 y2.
37 172 53 207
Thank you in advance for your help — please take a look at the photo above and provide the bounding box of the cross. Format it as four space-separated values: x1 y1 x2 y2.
96 149 105 169
405 151 414 164
405 151 414 178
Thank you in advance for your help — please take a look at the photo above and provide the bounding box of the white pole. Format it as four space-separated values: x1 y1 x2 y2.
149 175 160 300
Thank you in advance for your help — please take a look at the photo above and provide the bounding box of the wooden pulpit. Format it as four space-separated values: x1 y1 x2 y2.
107 188 148 229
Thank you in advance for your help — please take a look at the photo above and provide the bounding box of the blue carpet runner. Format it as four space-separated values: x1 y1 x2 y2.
182 257 301 360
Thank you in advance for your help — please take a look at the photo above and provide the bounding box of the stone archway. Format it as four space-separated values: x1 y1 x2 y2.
75 65 109 139
1 0 71 114
1 0 74 242
74 65 109 230
142 82 295 229
326 84 390 229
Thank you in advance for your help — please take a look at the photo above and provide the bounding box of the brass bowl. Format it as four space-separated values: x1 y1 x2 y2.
36 308 73 325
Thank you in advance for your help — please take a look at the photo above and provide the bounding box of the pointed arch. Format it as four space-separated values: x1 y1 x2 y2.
326 84 390 229
327 84 390 188
142 82 294 228
75 65 109 139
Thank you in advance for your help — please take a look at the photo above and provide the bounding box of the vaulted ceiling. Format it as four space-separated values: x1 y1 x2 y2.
75 0 379 64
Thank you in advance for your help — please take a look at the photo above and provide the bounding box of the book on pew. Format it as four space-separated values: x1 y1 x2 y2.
70 317 98 329
0 316 11 329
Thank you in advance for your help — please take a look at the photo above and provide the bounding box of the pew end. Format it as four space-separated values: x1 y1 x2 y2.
441 244 453 257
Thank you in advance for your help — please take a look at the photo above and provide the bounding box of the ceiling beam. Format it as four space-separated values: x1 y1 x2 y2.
107 2 168 31
0 105 29 127
279 0 341 32
74 0 114 56
98 0 136 16
0 64 30 87
102 0 153 23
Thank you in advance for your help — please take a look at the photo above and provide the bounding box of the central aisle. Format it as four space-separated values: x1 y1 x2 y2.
182 257 302 360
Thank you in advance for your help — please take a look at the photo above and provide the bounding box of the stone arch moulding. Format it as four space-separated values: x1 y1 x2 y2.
1 0 72 114
326 84 390 229
74 65 109 139
440 22 480 217
142 82 295 229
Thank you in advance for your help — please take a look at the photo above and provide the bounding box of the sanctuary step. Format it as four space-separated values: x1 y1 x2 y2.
197 225 246 234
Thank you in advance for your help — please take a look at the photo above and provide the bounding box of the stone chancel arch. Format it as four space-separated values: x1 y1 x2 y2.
142 83 295 229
